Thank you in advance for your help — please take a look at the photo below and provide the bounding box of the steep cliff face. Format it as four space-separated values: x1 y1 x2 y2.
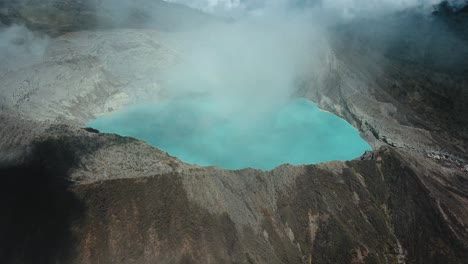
306 8 468 161
0 1 467 264
1 120 466 263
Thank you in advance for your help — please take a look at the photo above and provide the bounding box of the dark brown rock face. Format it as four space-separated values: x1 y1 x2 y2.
1 130 466 263
72 149 465 264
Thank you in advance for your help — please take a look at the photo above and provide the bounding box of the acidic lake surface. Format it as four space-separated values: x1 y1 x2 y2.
88 97 371 170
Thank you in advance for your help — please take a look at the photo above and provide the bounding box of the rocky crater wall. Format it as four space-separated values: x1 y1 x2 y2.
0 1 467 263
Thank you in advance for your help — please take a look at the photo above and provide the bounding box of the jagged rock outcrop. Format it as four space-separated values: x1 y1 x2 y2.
0 1 467 264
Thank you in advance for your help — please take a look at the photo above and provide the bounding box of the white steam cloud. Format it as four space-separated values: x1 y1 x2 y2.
0 25 49 73
0 0 465 123
160 9 326 120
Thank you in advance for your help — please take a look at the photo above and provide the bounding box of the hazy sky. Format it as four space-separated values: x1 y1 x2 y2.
163 0 455 17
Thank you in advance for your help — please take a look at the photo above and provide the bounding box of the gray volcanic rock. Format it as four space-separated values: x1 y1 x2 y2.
1 119 466 263
0 0 219 35
0 29 180 125
304 8 468 160
0 1 467 264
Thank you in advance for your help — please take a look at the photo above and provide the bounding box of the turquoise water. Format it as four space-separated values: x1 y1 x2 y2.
88 97 371 170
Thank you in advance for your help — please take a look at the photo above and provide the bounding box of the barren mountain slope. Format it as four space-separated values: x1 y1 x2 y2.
0 1 467 264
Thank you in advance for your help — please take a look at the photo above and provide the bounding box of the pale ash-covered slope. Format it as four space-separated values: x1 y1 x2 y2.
1 3 468 264
0 29 180 125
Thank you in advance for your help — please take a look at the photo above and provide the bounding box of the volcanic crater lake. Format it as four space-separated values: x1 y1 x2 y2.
88 97 371 170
